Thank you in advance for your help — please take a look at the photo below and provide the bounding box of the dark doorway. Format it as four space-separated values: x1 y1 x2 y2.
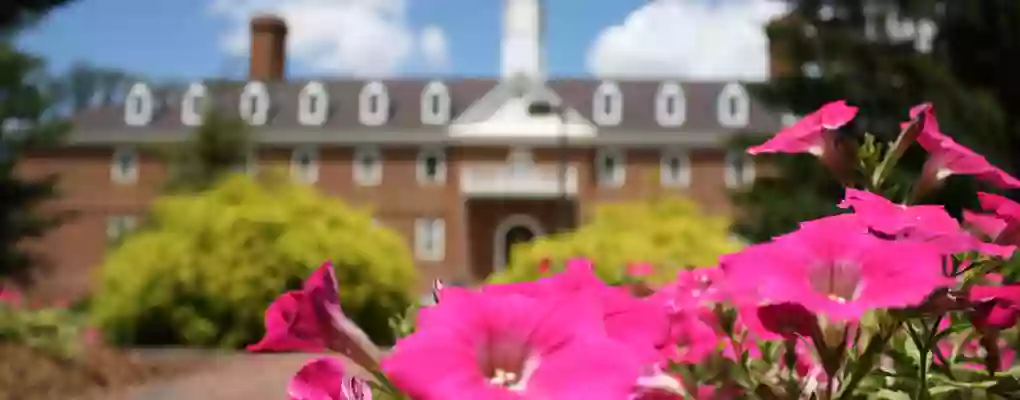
503 225 536 269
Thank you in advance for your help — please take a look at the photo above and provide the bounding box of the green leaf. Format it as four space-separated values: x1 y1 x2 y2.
872 389 912 400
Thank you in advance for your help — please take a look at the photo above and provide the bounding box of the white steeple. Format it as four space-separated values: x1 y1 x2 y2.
501 0 545 80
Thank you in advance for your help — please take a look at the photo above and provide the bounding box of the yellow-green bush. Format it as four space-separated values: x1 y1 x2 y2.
490 197 742 285
89 173 417 348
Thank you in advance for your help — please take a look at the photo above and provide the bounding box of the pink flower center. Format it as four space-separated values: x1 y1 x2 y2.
477 337 539 391
808 260 864 303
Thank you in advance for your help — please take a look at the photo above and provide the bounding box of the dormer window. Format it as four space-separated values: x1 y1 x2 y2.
655 82 686 127
660 149 691 188
421 81 450 125
359 81 389 126
595 148 625 188
592 81 622 126
725 150 756 188
718 82 750 128
298 81 329 126
239 81 271 126
181 82 208 127
124 83 154 126
417 147 447 184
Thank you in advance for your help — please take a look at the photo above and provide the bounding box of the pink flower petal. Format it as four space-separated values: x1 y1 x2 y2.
287 357 371 400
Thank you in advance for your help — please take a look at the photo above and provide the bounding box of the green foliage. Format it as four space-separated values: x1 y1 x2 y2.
0 42 70 283
736 0 1020 242
89 173 418 348
156 110 253 193
490 197 742 285
0 301 86 359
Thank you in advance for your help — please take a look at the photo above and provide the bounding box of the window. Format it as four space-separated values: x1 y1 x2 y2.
725 150 756 188
359 81 389 126
656 82 686 127
110 146 139 184
595 148 625 187
233 147 258 175
417 148 447 184
239 81 271 126
181 82 207 127
717 83 750 128
592 81 622 126
508 147 534 175
421 81 450 125
298 81 330 126
660 149 691 187
353 146 383 186
290 145 319 184
415 218 445 261
781 113 799 127
124 83 154 126
106 215 137 245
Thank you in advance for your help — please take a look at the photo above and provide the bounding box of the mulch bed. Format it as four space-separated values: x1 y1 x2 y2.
0 343 199 400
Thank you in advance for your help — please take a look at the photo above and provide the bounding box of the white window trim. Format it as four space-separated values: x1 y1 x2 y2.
359 81 390 126
414 218 446 262
660 149 692 188
298 81 330 126
124 83 154 126
110 146 139 185
181 82 208 127
781 112 799 127
420 81 451 125
239 81 271 126
106 215 138 244
353 146 383 186
290 145 319 184
416 147 447 185
656 82 686 127
725 151 756 188
492 214 545 273
592 81 623 126
717 82 750 128
595 148 626 188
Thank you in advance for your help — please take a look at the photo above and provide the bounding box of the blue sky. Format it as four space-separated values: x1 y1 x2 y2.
16 0 784 82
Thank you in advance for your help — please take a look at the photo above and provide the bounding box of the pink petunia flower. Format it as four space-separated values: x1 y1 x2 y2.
968 284 1020 331
912 104 1020 189
248 262 383 371
0 288 23 308
381 287 644 400
747 100 858 156
839 189 1015 258
967 192 1020 247
287 357 372 400
722 214 953 322
483 259 673 367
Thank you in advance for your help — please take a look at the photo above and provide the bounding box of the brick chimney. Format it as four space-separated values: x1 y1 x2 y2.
766 13 796 79
249 14 288 81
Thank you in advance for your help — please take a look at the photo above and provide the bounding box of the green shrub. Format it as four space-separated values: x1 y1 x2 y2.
490 197 742 285
89 173 418 348
0 300 86 359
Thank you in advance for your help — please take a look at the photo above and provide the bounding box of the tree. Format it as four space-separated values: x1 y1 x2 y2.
0 1 75 284
735 0 1016 242
157 110 253 193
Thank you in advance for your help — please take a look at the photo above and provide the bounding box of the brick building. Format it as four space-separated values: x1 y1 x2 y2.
18 0 788 299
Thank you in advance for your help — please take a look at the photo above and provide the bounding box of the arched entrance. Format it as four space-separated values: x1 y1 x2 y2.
492 214 545 273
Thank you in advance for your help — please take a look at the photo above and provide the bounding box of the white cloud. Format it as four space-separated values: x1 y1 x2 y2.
209 0 449 77
587 0 789 81
419 25 450 71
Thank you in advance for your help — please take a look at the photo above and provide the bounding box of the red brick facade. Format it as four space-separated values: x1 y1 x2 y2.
15 145 742 299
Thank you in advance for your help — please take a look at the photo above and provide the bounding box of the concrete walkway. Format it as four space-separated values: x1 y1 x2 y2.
106 352 354 400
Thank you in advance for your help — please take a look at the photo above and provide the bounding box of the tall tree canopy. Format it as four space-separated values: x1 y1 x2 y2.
735 0 1019 242
0 0 75 283
158 109 253 193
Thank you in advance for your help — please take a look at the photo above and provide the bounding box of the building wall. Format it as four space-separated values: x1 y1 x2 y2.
13 144 741 300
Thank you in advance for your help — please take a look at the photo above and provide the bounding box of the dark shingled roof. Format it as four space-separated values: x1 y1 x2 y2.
67 78 786 147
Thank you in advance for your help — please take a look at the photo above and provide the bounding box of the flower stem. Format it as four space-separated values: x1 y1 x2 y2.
837 322 899 400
